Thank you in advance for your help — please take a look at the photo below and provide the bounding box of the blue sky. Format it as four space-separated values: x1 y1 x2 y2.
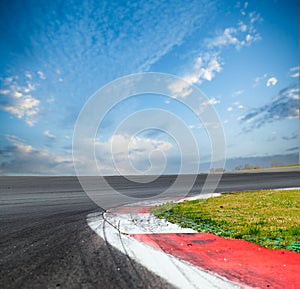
0 0 299 175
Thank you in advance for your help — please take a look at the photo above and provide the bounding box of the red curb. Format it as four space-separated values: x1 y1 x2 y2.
131 232 300 289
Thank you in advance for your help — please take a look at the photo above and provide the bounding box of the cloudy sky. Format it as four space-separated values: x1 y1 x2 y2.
0 0 299 175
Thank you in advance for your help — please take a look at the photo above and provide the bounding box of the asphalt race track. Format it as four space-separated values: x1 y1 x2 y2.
1 170 299 289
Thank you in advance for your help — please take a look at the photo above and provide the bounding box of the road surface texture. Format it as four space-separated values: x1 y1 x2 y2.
1 170 299 289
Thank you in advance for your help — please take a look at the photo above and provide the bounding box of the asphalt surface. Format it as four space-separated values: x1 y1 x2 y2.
1 170 299 289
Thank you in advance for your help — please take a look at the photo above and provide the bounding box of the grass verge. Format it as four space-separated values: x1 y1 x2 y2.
276 164 300 168
151 189 300 252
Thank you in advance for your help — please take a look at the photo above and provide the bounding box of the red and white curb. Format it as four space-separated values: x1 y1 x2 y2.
87 194 243 289
87 190 300 289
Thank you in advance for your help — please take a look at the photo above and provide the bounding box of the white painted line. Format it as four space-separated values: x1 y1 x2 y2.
177 193 222 202
87 213 243 289
273 187 300 191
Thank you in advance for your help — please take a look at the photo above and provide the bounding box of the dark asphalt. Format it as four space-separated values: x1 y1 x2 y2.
0 171 299 289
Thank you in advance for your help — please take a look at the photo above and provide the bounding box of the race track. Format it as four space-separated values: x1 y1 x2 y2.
1 170 299 288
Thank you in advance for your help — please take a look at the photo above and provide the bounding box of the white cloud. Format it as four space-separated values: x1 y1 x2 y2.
200 58 222 81
249 11 263 24
6 135 33 153
7 82 36 96
253 73 267 87
1 135 73 175
12 91 23 98
289 66 299 78
245 34 252 42
0 89 10 95
206 97 220 105
286 88 300 100
238 21 247 32
46 97 55 103
93 134 173 175
206 24 260 50
240 85 299 129
37 71 46 80
240 2 248 15
266 77 278 87
227 101 247 112
4 76 14 83
196 97 220 115
205 8 261 51
44 130 56 139
232 89 244 97
2 95 40 126
0 78 40 126
168 79 193 99
44 0 212 75
25 72 32 79
168 8 262 99
168 54 222 98
23 83 36 93
206 27 240 49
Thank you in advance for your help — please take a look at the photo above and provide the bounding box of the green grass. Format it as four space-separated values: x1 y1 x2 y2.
152 189 300 252
276 164 300 168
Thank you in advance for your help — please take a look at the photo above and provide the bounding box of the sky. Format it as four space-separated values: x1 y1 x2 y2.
0 0 299 175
